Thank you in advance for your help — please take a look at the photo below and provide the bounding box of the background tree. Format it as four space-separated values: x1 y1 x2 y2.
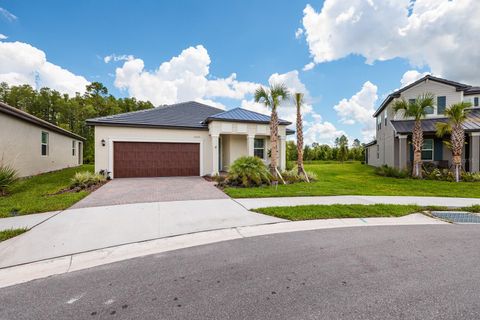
436 101 471 182
393 93 435 178
294 92 307 176
336 135 349 162
254 83 290 178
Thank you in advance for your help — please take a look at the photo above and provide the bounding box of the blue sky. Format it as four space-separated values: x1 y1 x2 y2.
0 0 476 144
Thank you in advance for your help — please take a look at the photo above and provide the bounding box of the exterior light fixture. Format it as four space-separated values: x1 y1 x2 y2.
101 139 106 147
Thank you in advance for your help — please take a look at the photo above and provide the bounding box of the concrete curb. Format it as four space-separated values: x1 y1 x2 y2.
0 213 446 289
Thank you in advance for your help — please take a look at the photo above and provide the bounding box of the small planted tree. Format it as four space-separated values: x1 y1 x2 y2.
435 101 471 182
393 93 435 178
294 92 308 180
0 164 19 196
254 83 290 179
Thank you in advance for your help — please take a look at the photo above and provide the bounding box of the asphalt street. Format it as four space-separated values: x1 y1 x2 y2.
1 225 479 320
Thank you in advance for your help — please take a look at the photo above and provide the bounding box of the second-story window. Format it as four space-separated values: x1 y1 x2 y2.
377 115 382 131
437 96 446 114
474 97 479 107
384 111 388 126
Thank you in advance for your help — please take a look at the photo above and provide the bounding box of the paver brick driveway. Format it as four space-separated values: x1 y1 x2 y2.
71 177 229 208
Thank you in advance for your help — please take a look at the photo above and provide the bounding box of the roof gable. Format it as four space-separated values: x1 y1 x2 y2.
373 75 473 117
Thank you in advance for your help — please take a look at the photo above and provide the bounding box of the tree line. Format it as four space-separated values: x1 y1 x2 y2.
286 135 365 162
0 82 154 163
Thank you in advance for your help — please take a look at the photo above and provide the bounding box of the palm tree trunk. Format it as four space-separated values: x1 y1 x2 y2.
296 104 305 176
270 108 279 178
412 120 423 178
451 125 465 182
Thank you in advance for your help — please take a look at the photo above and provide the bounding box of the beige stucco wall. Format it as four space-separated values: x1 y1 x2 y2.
0 113 83 177
94 125 213 177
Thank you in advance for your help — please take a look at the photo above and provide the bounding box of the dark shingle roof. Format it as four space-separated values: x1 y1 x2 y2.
373 75 475 117
0 101 85 140
87 102 292 129
464 87 480 95
391 108 480 134
364 140 377 147
204 108 291 125
86 101 224 129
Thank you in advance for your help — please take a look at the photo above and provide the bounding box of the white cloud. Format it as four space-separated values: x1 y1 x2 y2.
400 70 430 87
0 41 89 95
304 121 347 145
0 34 7 40
0 7 17 22
303 62 315 71
302 0 480 83
333 81 378 141
114 45 260 106
104 54 134 64
295 27 304 39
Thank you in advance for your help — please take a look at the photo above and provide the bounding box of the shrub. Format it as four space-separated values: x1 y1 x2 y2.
285 161 295 171
70 171 106 190
227 156 272 187
461 172 480 182
374 165 409 178
0 164 19 196
281 169 317 184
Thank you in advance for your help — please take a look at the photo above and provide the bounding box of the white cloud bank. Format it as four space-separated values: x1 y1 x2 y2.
334 81 378 141
0 41 89 95
301 0 480 83
0 34 7 40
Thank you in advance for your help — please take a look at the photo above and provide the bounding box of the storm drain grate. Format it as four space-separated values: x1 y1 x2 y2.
431 211 480 224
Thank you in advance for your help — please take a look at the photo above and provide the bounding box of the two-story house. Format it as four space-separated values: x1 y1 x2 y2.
365 75 480 172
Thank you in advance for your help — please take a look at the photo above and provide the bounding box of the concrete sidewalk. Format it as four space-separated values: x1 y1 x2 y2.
0 213 446 288
0 211 60 230
0 199 282 268
235 195 480 209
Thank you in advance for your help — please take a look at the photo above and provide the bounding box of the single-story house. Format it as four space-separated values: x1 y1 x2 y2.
365 75 480 172
0 101 85 177
86 101 293 178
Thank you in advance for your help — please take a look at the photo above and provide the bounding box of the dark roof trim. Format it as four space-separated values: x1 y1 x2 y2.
85 121 209 131
0 101 85 141
373 75 473 117
364 140 377 147
286 128 295 135
204 107 292 125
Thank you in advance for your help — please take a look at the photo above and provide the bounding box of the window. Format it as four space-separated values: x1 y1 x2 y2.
253 138 265 159
41 131 49 156
384 111 388 126
376 145 380 159
72 140 76 156
377 115 382 130
409 98 416 104
421 139 434 161
474 97 479 107
437 96 446 114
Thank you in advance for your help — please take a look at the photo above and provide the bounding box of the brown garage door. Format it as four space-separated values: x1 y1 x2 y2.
113 142 200 178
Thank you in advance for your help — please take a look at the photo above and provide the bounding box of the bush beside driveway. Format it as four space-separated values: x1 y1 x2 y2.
224 161 480 198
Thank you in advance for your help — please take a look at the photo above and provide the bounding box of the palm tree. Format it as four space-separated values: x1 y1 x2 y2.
435 101 471 182
254 83 290 178
393 93 435 178
294 92 307 178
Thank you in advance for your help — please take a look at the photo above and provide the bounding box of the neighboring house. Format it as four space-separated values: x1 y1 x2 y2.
366 75 480 172
0 102 85 177
86 101 293 178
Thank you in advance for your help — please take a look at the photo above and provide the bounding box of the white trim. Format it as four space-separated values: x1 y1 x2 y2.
470 132 480 137
421 138 434 161
107 137 204 179
398 134 408 139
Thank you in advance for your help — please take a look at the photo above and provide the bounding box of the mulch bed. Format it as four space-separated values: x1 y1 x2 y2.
48 181 108 196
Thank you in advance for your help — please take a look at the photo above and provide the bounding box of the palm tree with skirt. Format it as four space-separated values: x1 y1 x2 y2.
435 101 471 182
393 93 435 178
294 92 308 179
254 83 290 179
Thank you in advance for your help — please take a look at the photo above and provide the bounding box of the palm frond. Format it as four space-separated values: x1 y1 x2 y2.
435 121 451 137
392 98 409 113
445 101 471 125
254 86 271 107
294 92 304 109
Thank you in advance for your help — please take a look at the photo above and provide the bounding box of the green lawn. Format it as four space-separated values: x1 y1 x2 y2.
0 165 94 218
253 204 480 221
224 161 480 198
254 204 422 220
0 228 28 242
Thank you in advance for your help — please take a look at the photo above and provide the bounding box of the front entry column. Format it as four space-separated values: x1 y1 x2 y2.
398 135 408 170
211 135 219 175
279 135 286 171
470 133 480 172
247 135 255 157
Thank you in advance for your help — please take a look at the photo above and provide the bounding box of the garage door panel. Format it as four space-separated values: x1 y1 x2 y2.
113 142 200 178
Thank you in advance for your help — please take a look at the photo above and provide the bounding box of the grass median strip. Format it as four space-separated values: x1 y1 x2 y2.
253 204 480 221
0 228 28 242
